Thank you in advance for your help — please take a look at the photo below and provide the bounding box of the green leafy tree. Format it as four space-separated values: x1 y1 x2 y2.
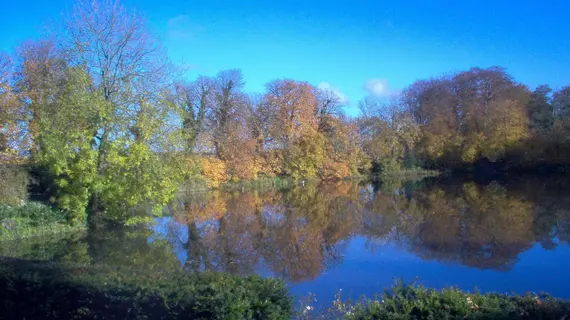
38 67 102 224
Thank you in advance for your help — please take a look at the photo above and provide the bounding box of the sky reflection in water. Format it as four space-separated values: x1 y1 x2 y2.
155 177 570 306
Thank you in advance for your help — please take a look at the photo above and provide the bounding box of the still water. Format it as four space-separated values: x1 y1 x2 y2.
160 176 570 306
4 176 570 308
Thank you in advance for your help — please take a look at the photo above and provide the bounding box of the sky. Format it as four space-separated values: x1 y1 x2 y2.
1 0 569 115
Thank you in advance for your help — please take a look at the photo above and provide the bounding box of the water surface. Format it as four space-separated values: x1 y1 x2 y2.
3 176 570 308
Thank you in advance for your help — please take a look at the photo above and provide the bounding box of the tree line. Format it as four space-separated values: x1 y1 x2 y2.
359 67 570 170
1 0 569 225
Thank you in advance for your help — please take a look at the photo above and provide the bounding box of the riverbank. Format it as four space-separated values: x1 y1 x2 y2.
378 168 441 179
2 261 569 320
0 258 292 320
300 281 570 319
180 175 351 193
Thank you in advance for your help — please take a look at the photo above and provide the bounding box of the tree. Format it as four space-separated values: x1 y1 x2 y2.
357 97 419 172
0 52 28 163
170 76 214 153
265 79 318 149
38 67 102 224
210 69 246 159
315 86 343 133
14 40 67 159
32 0 185 224
528 85 554 136
61 0 174 212
264 79 320 177
320 116 368 179
549 86 570 160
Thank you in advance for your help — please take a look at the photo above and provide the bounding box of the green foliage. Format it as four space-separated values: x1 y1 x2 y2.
332 281 570 320
37 67 103 224
287 133 326 179
101 140 187 225
0 166 28 205
0 202 84 240
0 259 293 320
36 67 187 225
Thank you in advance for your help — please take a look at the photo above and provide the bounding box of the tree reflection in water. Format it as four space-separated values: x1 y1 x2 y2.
164 177 570 283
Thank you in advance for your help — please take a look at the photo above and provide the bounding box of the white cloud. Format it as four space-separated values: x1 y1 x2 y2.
363 79 398 98
318 82 349 105
167 15 188 28
166 15 206 41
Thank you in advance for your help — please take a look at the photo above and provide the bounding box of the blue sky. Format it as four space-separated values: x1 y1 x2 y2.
1 0 569 115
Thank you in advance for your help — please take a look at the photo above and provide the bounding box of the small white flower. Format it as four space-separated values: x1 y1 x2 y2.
306 306 313 311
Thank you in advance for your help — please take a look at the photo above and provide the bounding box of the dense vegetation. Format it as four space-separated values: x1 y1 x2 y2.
4 262 568 320
323 281 570 320
0 260 291 320
0 202 83 240
1 0 569 226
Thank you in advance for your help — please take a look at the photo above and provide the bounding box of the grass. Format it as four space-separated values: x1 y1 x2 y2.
221 176 299 192
180 175 300 193
0 202 85 241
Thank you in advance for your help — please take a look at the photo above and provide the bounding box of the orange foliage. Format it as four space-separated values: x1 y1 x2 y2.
259 149 285 177
319 117 366 179
265 79 319 146
223 137 262 181
201 156 229 188
320 159 351 180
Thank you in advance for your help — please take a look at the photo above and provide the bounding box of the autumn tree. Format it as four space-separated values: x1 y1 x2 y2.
528 85 554 136
316 86 343 133
358 97 419 172
0 52 28 163
170 76 214 153
210 69 246 160
392 67 533 167
31 0 186 224
401 77 460 166
14 40 67 159
264 79 321 178
549 86 570 160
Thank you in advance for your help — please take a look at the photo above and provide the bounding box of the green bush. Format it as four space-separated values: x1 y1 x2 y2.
0 202 82 240
0 166 29 205
329 280 570 320
0 259 293 320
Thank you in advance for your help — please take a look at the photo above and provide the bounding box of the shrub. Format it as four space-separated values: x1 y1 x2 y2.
0 259 293 320
328 280 570 320
0 166 29 205
0 202 82 240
